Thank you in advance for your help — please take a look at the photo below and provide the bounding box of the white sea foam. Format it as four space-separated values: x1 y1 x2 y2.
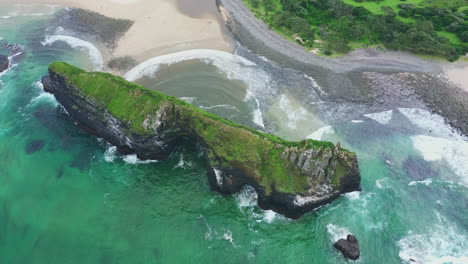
103 145 158 164
397 213 468 264
278 94 309 129
33 80 44 90
213 168 223 186
27 92 57 107
344 191 360 200
351 120 364 123
376 178 388 189
200 104 240 112
399 108 465 140
122 154 158 164
306 126 334 141
42 35 104 70
304 74 326 95
412 135 468 186
174 153 191 169
245 90 265 128
179 97 197 103
408 178 433 186
124 49 271 127
104 146 117 162
0 50 22 79
234 185 282 223
326 224 351 243
364 110 393 125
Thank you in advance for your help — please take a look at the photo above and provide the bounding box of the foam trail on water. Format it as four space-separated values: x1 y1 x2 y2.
245 90 265 128
124 49 271 128
364 110 393 125
306 126 334 141
412 136 468 186
326 224 351 243
278 94 309 129
397 212 468 264
103 145 158 164
399 108 465 140
234 185 282 223
41 35 104 70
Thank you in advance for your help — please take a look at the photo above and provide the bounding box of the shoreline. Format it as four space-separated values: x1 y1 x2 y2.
0 0 233 62
216 0 468 136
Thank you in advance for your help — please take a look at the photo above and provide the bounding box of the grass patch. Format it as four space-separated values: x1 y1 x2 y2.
49 62 356 194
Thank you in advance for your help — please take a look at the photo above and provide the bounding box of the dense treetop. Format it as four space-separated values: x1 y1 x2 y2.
244 0 467 60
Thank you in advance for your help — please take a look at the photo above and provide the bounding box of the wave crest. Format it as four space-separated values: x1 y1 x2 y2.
42 35 104 70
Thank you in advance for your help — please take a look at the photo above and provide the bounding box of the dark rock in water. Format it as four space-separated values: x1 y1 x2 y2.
42 62 362 219
56 165 65 179
51 8 134 49
0 55 9 73
25 140 46 154
403 156 438 180
334 234 360 260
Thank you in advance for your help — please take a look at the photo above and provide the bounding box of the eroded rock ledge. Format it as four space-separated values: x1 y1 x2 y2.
42 62 361 219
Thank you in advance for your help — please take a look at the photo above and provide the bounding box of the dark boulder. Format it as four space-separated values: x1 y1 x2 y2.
334 234 360 260
0 55 9 73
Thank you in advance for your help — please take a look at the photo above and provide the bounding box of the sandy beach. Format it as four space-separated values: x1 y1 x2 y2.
444 63 468 92
0 0 233 60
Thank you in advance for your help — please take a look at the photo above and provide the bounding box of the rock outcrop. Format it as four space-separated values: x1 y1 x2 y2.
0 55 9 73
334 234 360 260
42 62 361 219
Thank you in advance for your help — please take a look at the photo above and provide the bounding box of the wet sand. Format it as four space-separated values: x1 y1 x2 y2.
0 0 233 60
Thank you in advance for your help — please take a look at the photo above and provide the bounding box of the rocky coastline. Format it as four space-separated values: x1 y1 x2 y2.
42 62 361 219
216 0 468 136
0 55 8 73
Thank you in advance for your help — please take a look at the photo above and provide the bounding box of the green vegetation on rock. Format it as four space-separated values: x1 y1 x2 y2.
242 0 468 61
49 62 357 195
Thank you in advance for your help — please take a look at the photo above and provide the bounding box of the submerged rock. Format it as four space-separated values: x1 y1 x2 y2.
25 140 45 154
42 62 361 219
334 234 360 260
0 55 9 73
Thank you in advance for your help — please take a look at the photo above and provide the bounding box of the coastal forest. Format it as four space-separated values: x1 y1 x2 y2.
243 0 468 61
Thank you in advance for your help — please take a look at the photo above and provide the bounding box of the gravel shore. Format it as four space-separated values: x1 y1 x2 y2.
216 0 468 136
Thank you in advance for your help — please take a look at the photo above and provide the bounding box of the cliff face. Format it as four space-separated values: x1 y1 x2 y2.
42 62 361 219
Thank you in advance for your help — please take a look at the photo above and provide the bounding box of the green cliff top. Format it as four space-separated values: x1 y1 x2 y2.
49 62 356 194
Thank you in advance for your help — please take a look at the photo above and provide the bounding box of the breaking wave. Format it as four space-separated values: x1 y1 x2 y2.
326 224 351 243
124 49 272 128
234 185 282 223
364 110 393 125
104 145 158 164
306 126 334 141
397 212 468 264
41 35 104 70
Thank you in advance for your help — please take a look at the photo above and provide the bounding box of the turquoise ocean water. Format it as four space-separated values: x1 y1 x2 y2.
0 4 467 264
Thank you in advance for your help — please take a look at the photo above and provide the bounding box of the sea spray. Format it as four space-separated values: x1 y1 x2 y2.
397 212 468 264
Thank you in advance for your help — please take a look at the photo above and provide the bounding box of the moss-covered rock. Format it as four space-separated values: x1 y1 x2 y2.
42 62 361 218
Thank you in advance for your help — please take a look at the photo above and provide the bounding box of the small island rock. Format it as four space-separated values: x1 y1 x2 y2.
334 234 360 260
0 55 9 73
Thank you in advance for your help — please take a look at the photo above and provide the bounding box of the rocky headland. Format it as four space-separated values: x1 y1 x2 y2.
42 62 361 219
